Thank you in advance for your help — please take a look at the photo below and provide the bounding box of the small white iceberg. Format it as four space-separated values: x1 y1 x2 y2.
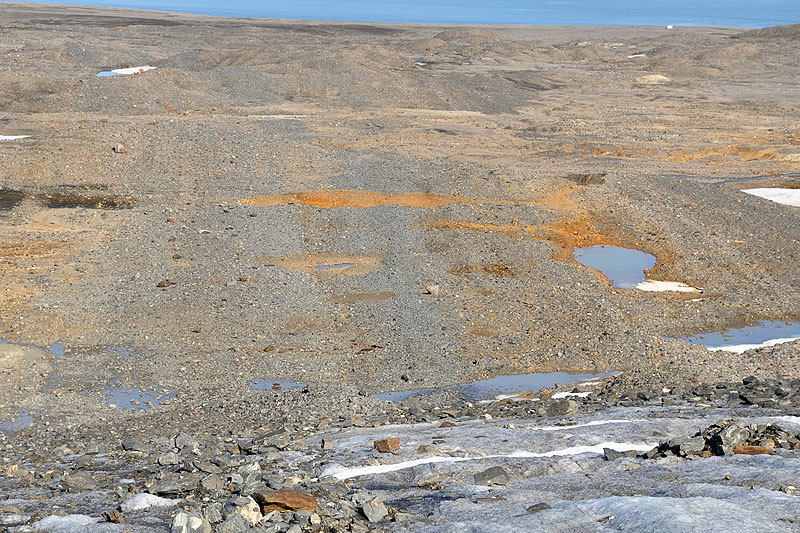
0 135 30 141
742 188 800 207
96 66 157 77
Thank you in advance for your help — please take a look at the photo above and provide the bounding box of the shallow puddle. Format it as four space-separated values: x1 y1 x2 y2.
50 343 65 358
675 320 800 354
104 383 176 409
96 66 156 77
107 344 146 358
313 263 351 270
250 379 309 391
461 371 614 401
374 371 614 403
0 409 36 433
573 245 655 288
256 252 384 276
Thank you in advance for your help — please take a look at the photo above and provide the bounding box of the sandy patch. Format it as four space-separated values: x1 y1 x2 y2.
254 252 385 276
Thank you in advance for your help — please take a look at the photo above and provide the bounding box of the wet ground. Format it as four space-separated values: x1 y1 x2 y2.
0 5 798 530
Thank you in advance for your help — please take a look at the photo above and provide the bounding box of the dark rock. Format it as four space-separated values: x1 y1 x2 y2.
474 466 509 486
243 429 291 453
159 452 181 466
546 399 579 416
199 475 224 494
104 510 128 524
194 460 222 474
203 503 223 524
604 448 635 461
526 503 551 514
215 514 248 533
61 472 97 492
121 439 149 452
710 422 750 455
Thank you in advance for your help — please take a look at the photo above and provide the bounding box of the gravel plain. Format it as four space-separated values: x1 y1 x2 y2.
0 4 799 531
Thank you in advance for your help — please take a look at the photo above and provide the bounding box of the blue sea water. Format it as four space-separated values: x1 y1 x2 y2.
19 0 800 27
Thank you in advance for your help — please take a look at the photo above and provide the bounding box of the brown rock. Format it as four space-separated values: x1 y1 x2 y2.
733 445 771 455
112 143 128 153
374 438 400 453
425 285 440 296
251 490 317 513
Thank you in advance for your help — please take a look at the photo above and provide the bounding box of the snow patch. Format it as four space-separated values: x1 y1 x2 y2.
96 66 156 77
321 441 654 480
551 391 591 399
742 188 800 207
772 416 800 426
31 514 100 531
635 280 701 292
532 419 643 431
120 493 181 512
707 337 800 354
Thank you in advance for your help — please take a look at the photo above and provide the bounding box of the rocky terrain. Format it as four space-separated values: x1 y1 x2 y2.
0 3 799 531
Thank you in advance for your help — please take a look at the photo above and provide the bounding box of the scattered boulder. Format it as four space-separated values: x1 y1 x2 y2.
233 496 261 526
374 438 400 453
361 498 388 522
546 399 579 416
252 490 318 513
645 420 800 460
474 466 509 486
60 472 97 492
171 512 211 533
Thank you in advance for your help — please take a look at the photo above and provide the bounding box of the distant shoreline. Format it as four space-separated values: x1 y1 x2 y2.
0 1 751 45
0 1 762 30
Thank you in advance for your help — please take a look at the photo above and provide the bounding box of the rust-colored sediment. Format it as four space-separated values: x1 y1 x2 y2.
669 145 780 163
238 189 535 208
241 190 471 208
423 212 623 262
